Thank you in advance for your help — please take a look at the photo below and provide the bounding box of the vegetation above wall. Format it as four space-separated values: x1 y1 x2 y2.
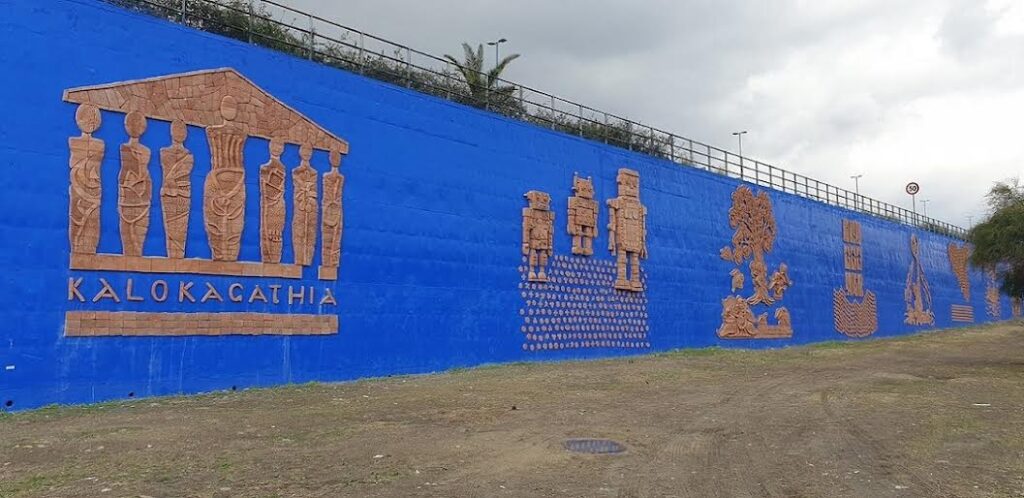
969 179 1024 300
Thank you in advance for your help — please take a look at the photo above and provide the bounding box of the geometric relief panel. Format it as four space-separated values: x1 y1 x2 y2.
833 220 878 337
62 68 348 337
518 255 650 351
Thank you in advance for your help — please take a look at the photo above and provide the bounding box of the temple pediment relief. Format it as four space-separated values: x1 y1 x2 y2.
63 68 348 154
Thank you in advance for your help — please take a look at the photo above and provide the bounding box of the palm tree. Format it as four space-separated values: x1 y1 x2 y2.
443 42 520 111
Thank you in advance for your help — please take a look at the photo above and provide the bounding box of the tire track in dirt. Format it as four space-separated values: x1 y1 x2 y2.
818 388 951 498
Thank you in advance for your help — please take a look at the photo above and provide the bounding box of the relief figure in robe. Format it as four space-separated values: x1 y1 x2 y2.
160 119 193 258
118 111 152 257
69 104 104 255
204 95 247 261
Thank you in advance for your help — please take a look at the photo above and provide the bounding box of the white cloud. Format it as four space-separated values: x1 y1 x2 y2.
282 0 1023 226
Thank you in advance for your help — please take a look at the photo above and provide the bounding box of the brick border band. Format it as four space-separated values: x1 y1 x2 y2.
64 311 337 336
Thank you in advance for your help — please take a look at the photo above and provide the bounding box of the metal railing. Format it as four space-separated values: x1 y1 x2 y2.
109 0 967 239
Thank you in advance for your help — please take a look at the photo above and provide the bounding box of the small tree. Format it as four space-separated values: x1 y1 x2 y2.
443 43 520 112
969 178 1024 298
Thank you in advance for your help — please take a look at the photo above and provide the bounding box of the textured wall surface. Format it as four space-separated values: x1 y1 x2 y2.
0 0 1011 411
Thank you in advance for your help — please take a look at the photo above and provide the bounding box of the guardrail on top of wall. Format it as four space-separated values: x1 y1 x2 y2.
108 0 968 240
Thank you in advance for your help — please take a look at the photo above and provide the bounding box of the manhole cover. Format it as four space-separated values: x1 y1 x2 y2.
563 438 626 454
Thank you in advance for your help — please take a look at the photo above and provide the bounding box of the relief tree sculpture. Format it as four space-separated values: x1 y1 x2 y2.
259 137 287 263
204 95 247 261
717 186 792 339
292 143 318 266
118 111 152 257
904 235 935 326
159 119 193 259
69 104 104 255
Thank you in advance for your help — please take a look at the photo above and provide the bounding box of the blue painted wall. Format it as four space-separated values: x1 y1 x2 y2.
0 0 1010 411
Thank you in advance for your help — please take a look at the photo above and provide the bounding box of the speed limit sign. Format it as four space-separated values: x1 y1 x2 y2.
905 182 920 195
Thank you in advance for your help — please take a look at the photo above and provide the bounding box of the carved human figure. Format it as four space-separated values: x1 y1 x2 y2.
568 174 598 256
292 143 319 266
118 111 152 257
607 169 647 291
985 268 1001 318
69 104 104 255
159 119 193 259
904 235 934 325
522 190 554 282
259 137 287 263
204 95 247 261
320 148 345 272
769 263 792 301
730 268 745 292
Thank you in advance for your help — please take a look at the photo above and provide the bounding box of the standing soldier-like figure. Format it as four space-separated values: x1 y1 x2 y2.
607 168 647 291
568 174 598 256
522 190 554 283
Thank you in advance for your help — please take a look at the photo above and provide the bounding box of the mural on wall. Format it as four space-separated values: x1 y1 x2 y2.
985 268 1001 319
717 186 793 339
904 235 935 326
62 68 347 336
518 170 650 352
948 243 974 323
607 168 647 292
833 220 878 337
568 174 598 257
522 190 555 283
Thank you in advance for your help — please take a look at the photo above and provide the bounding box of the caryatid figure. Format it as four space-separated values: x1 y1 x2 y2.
292 143 319 266
118 111 152 257
204 95 247 261
68 104 104 255
320 147 345 279
522 190 554 283
607 168 647 292
159 119 193 259
259 137 287 263
568 174 598 256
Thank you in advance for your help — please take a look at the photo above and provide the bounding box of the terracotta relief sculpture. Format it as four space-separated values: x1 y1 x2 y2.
522 190 555 282
159 119 193 259
607 169 647 291
985 268 1001 318
69 104 104 255
718 185 792 339
62 68 349 286
568 174 598 256
833 220 878 337
118 111 152 257
1012 297 1022 318
948 243 971 301
292 144 318 266
904 235 935 326
204 96 247 261
259 137 287 263
319 148 345 280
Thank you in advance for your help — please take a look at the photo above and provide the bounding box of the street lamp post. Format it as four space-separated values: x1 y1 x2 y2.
850 174 863 210
731 130 747 178
486 38 508 66
920 199 930 217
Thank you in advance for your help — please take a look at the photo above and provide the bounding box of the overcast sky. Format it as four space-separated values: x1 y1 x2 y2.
282 0 1023 226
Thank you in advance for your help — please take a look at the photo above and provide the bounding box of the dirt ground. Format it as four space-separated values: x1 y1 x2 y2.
2 324 1024 498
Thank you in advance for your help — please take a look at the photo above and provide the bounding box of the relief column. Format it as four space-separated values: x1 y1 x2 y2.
69 104 104 255
204 95 247 261
118 111 152 257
